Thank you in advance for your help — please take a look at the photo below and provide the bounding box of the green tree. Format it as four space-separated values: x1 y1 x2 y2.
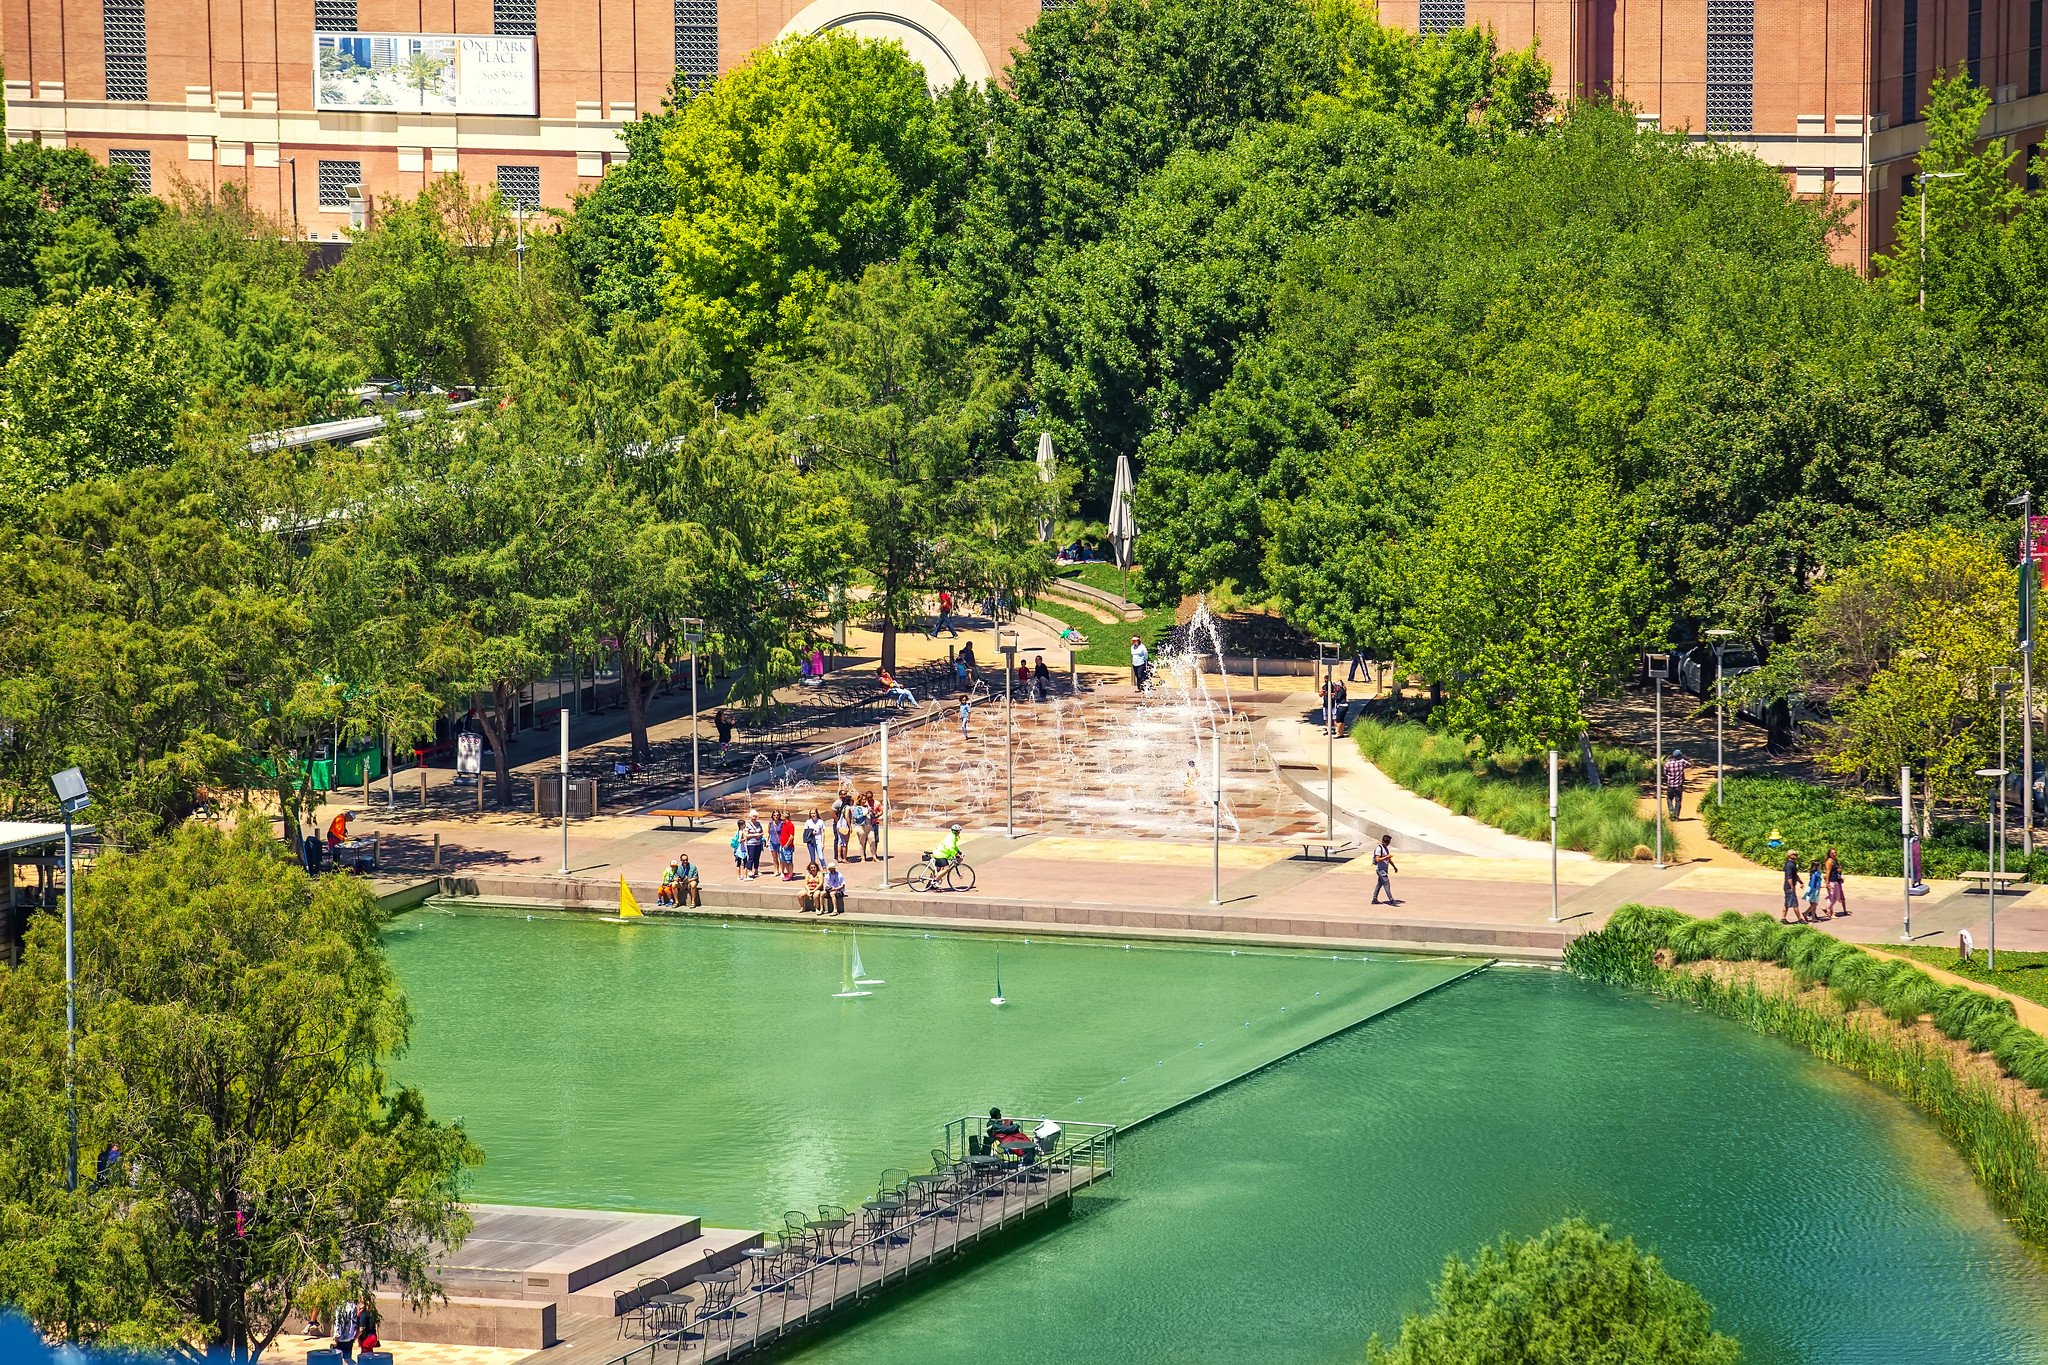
0 288 188 515
660 32 965 398
1366 1219 1741 1365
0 138 160 358
0 820 480 1357
561 85 685 328
759 264 1058 673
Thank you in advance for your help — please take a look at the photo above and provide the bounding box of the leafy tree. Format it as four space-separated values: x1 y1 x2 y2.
759 263 1058 673
0 819 480 1357
659 32 965 397
1366 1218 1741 1365
561 86 685 328
0 139 160 357
0 288 188 514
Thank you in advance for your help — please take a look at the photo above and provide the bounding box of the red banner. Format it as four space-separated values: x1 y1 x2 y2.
2031 516 2048 586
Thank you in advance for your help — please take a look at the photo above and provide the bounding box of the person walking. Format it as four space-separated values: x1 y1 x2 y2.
1781 849 1801 924
932 588 959 638
1371 835 1398 905
334 1297 361 1362
1130 635 1151 690
1803 860 1823 921
959 697 973 738
1662 748 1688 821
1823 847 1847 918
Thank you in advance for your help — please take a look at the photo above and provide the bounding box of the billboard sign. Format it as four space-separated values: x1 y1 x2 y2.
315 32 537 115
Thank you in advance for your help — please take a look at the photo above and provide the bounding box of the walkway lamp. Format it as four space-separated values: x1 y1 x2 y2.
1704 629 1736 804
1902 765 1914 943
1646 652 1671 869
1996 669 2016 874
50 766 90 1192
1318 642 1343 845
999 628 1019 837
683 618 705 813
1547 749 1560 922
557 707 570 876
1978 766 2009 970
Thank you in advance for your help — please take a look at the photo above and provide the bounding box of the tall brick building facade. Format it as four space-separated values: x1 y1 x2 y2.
2 0 2040 264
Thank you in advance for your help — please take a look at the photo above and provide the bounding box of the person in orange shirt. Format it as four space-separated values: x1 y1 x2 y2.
326 810 352 852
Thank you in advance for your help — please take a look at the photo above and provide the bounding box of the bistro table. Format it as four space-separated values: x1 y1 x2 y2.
743 1244 785 1291
646 1292 696 1336
808 1217 852 1262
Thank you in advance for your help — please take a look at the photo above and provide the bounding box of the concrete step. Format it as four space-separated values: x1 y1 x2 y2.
560 1228 765 1317
374 1292 557 1349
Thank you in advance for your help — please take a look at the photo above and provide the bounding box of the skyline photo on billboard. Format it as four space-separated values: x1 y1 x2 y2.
314 32 537 115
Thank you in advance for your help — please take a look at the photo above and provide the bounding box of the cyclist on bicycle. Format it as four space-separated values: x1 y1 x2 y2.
933 823 965 870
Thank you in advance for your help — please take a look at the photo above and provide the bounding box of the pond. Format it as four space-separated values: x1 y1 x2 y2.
385 911 2048 1364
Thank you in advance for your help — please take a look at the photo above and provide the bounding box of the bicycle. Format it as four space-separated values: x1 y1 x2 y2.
907 853 976 893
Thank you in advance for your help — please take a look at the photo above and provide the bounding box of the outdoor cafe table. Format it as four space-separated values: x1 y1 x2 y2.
646 1293 695 1333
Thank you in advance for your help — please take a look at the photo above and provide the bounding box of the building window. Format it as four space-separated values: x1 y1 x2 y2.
1705 0 1753 133
1968 0 1983 84
494 0 537 36
1903 0 1919 122
2031 0 2042 96
313 0 356 29
1418 0 1464 35
496 165 541 209
676 0 718 90
2030 141 2043 192
318 160 361 209
103 0 147 102
107 148 151 192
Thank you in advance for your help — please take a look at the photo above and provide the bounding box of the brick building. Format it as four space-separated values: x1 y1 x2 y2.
0 0 1031 235
1 0 2041 263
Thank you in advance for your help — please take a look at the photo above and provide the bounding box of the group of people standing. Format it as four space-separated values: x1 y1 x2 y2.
1783 848 1848 922
730 791 886 882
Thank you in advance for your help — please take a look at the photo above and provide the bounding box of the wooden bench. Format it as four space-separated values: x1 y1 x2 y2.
1296 840 1358 861
1958 869 2029 893
651 808 713 831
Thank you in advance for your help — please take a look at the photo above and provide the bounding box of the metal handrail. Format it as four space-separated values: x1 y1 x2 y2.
603 1120 1117 1365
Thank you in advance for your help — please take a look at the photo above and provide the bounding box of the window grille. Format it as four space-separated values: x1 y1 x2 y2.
107 148 151 192
1903 0 1919 122
2033 0 2044 96
494 0 537 36
497 165 541 209
313 0 356 29
1705 0 1753 133
676 0 718 89
318 160 361 209
104 0 147 101
1418 0 1464 35
1968 0 1983 84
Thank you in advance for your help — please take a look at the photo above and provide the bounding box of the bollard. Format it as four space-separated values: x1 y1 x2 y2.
432 832 441 869
1251 656 1258 689
372 831 380 867
418 759 427 809
476 775 483 813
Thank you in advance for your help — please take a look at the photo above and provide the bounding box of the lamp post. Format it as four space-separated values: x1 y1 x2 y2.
1704 630 1736 804
1901 765 1914 942
880 720 891 888
2011 491 2035 855
1319 642 1342 845
557 707 570 876
1916 170 1965 312
1996 671 2016 875
1647 652 1670 869
50 766 90 1193
1210 725 1222 905
1978 766 2008 969
683 618 705 813
1547 749 1560 922
998 628 1019 837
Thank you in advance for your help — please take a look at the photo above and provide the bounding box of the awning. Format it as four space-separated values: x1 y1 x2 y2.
0 822 92 855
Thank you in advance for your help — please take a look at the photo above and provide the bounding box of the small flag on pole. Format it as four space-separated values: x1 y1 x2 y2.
619 876 643 917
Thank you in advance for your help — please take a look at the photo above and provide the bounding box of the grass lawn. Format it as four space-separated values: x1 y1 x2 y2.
1027 595 1177 669
1059 562 1144 601
1354 718 1660 862
1894 944 2048 1011
1700 774 2043 879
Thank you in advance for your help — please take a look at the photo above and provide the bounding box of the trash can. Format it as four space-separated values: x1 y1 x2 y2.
536 776 598 818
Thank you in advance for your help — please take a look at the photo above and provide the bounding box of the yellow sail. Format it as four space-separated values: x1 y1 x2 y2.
619 876 643 917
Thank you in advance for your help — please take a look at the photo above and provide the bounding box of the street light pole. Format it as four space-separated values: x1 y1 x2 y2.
1979 766 2008 969
1705 629 1736 804
557 707 570 876
1319 642 1342 845
1997 674 2015 875
50 767 90 1194
1210 726 1222 905
1548 748 1560 922
2012 492 2035 856
684 619 705 814
999 629 1019 837
880 721 891 888
1901 765 1913 942
1648 652 1668 869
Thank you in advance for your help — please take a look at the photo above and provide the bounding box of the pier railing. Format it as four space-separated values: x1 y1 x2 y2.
606 1119 1116 1365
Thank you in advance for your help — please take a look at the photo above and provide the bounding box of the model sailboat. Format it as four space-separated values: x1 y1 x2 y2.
833 936 872 998
990 949 1006 1007
601 876 647 924
850 929 883 985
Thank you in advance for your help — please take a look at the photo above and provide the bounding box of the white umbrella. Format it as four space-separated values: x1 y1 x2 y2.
1035 432 1055 542
1109 452 1137 570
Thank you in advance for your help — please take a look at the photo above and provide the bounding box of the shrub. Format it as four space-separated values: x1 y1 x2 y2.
1701 775 2044 879
1355 719 1658 861
1365 1218 1740 1365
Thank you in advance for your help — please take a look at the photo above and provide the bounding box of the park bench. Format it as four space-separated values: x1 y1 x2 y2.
1295 840 1358 860
652 808 713 831
1958 869 2029 894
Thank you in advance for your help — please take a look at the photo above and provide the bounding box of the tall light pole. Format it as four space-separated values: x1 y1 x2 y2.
1705 629 1736 804
557 707 570 876
1210 725 1222 905
1901 766 1914 942
683 618 705 813
1916 169 1964 312
1547 749 1560 922
2011 492 2035 856
1996 672 2015 875
880 720 891 887
999 628 1019 837
1647 652 1669 869
1979 766 2008 969
50 767 91 1193
1319 642 1342 845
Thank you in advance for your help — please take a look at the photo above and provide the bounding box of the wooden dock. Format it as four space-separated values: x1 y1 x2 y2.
600 1122 1116 1365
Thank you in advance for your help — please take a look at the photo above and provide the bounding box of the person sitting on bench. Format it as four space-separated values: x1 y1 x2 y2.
657 860 680 907
676 854 702 908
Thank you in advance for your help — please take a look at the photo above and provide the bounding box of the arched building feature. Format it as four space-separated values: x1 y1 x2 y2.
776 0 995 87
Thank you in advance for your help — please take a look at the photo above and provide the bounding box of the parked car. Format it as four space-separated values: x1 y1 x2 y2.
1680 644 1760 699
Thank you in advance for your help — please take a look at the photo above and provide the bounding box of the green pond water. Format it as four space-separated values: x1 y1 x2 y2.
386 909 2048 1364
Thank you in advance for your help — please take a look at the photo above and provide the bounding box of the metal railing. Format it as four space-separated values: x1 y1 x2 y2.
605 1118 1116 1365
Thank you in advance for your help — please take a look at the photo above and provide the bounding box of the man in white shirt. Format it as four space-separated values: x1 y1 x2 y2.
1130 636 1150 690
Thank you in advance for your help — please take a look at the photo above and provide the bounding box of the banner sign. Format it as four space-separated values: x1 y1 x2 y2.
2024 516 2048 649
315 32 537 115
456 732 483 776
